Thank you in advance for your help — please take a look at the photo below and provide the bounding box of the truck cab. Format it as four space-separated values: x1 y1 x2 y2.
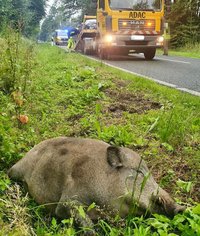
96 0 165 59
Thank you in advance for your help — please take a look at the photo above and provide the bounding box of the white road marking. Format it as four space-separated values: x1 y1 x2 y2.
177 87 200 96
87 56 200 97
156 57 191 64
112 63 200 96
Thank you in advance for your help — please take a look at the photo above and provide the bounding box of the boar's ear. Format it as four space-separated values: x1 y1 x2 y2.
107 146 123 168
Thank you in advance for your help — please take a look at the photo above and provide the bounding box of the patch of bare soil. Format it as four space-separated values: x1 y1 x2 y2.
104 88 162 118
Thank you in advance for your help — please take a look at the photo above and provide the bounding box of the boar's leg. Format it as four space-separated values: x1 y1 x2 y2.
55 198 95 234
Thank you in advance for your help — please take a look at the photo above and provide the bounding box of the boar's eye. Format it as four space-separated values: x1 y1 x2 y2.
157 197 163 206
150 196 166 214
136 169 144 176
132 168 144 175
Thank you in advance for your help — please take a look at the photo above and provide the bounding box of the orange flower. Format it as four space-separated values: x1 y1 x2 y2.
18 115 29 124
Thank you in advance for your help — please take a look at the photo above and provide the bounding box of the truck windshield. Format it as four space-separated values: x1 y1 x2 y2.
109 0 162 11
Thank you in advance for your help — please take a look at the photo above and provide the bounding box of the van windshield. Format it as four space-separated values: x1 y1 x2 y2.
109 0 162 11
57 31 68 36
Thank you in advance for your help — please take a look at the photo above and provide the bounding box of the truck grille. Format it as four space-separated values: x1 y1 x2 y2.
119 19 155 31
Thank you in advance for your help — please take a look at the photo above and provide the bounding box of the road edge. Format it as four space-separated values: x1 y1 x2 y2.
87 55 200 97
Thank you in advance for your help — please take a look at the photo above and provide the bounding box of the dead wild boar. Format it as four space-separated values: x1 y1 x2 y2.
8 137 185 227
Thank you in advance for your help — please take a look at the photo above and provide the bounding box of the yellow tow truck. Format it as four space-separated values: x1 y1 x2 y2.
75 0 165 60
96 0 165 60
74 15 97 54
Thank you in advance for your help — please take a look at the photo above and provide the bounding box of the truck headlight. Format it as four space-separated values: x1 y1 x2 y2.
157 36 164 43
147 22 152 27
104 34 113 43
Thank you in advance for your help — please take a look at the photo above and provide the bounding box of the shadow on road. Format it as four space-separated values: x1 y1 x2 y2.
103 54 161 62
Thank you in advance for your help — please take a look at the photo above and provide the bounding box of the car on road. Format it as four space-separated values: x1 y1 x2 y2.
53 30 69 46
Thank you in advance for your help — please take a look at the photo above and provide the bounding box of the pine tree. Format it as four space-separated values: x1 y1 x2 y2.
168 0 200 47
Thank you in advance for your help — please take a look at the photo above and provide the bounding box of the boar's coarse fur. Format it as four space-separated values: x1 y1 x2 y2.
8 137 185 229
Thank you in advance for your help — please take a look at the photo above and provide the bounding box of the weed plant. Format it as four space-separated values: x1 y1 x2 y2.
0 27 35 94
0 43 199 235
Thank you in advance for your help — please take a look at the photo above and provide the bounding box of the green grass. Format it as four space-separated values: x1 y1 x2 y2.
0 43 200 235
158 43 200 58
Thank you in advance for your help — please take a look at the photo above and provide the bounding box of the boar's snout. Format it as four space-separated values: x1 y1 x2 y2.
174 204 186 215
152 188 186 217
166 203 186 218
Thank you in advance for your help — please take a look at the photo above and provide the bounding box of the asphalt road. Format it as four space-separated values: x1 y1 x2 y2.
92 53 200 96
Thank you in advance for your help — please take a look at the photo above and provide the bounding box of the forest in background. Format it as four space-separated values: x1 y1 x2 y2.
0 0 46 37
40 0 200 48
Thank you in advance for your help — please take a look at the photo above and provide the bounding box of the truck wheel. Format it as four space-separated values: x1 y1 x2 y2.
106 53 111 60
80 41 84 53
144 48 156 60
84 47 90 55
98 47 106 60
82 42 89 55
